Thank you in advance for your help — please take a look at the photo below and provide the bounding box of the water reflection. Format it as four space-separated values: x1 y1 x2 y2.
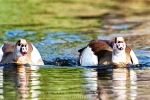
0 67 4 99
0 64 150 99
112 68 137 100
0 64 41 100
14 64 41 99
83 69 98 99
112 68 129 100
30 65 41 99
14 64 30 98
83 67 138 100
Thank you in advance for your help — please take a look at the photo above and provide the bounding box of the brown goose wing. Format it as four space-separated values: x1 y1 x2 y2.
125 46 133 64
0 43 15 63
88 40 113 64
89 40 113 53
2 43 14 53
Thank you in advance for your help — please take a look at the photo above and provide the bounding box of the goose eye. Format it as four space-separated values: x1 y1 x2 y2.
118 41 123 43
18 43 21 46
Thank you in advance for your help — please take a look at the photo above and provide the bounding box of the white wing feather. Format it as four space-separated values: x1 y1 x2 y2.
31 44 43 64
0 45 4 62
130 50 139 64
80 46 98 66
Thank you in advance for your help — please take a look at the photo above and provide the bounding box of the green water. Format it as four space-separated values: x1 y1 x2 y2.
1 64 150 100
1 65 98 100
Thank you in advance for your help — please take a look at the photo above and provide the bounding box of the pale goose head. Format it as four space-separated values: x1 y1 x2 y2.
13 39 30 63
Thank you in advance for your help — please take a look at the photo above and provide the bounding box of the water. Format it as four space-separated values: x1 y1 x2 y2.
0 64 150 100
0 19 150 100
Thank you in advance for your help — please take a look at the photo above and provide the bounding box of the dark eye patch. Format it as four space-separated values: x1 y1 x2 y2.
18 43 21 46
118 41 123 43
17 40 21 46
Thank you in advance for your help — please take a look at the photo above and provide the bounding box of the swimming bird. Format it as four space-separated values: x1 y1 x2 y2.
78 37 138 66
0 39 44 65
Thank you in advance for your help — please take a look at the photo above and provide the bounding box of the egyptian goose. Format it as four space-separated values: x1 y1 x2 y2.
78 37 138 66
0 39 44 65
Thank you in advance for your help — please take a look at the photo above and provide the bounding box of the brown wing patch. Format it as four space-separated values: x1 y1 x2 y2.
2 43 15 53
81 39 113 64
101 40 114 48
26 42 33 57
125 45 132 63
89 39 113 54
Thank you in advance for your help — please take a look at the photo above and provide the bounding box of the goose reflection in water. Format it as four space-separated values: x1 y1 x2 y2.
0 64 40 99
13 64 30 98
0 67 4 99
13 64 41 99
112 68 137 100
83 65 137 100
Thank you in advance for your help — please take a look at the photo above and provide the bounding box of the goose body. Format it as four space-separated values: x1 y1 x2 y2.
0 39 44 65
78 37 138 66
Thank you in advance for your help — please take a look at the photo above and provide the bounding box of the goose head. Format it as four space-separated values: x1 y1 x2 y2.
113 37 126 51
13 39 29 63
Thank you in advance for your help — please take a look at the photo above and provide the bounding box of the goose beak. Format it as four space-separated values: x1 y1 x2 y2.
21 52 27 56
119 47 124 50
